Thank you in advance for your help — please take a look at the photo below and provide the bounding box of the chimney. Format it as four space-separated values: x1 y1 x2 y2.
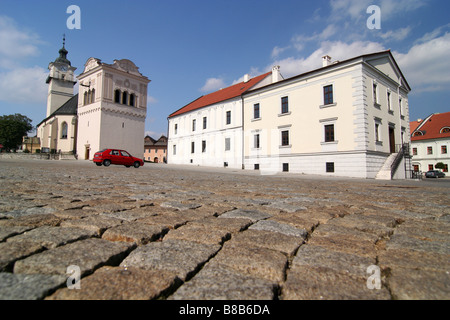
272 65 281 83
244 74 250 83
322 55 332 67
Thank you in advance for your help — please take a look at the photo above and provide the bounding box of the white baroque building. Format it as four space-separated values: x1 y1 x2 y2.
37 39 151 160
76 58 151 160
167 68 281 169
168 50 412 179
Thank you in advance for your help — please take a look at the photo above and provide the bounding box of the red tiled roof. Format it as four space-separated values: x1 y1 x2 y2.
168 72 271 118
411 112 450 141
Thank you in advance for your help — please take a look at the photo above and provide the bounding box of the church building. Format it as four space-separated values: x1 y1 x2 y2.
37 39 150 160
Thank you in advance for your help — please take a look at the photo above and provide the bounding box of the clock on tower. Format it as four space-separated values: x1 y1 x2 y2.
45 36 77 117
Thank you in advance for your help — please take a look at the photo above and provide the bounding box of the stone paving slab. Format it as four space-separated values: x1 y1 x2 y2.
14 238 134 276
120 239 220 281
47 266 181 300
0 273 66 300
1 159 449 300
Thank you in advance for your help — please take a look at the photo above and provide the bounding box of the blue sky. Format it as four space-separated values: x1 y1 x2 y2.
0 0 449 138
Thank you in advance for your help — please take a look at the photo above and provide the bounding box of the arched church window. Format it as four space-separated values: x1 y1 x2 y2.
129 93 135 107
61 122 68 139
84 91 88 106
122 91 128 105
114 89 121 103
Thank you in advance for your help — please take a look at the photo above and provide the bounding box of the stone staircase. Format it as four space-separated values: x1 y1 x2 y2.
375 153 398 180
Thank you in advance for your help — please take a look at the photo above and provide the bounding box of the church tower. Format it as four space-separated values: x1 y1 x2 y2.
46 36 77 117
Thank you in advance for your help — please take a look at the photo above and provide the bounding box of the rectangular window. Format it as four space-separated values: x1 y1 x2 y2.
173 145 176 155
412 148 417 155
254 134 260 149
283 163 289 172
387 92 392 111
444 164 449 173
399 98 403 116
373 83 378 104
428 164 434 171
191 142 195 154
226 111 231 125
324 85 333 105
375 123 380 142
441 145 447 154
174 124 178 135
281 130 289 146
325 124 335 142
202 140 206 153
225 138 230 151
326 162 335 173
281 96 289 114
254 103 260 119
203 117 207 130
254 164 260 170
427 146 433 155
192 119 196 132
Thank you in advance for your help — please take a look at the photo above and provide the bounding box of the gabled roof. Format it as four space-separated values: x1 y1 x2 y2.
411 112 450 141
168 72 272 118
37 94 78 127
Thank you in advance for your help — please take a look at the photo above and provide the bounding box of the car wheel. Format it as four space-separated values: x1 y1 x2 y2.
133 162 140 168
103 159 111 167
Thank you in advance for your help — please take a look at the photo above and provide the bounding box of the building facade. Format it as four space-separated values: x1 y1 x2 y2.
167 69 280 169
244 51 411 179
410 112 450 173
76 58 151 160
167 50 412 179
144 135 168 163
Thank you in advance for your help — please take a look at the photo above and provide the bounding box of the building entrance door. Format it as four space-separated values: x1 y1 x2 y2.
389 127 396 153
85 145 90 160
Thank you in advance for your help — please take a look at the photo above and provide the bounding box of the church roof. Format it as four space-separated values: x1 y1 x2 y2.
37 94 78 127
411 112 450 141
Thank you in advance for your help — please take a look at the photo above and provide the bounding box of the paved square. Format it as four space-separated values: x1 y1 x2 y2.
0 159 449 300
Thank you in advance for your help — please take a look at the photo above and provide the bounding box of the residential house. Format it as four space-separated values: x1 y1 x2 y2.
144 135 167 163
410 112 450 173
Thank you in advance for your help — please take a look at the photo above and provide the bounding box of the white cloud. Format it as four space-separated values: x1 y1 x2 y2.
395 32 450 93
272 40 386 78
380 27 412 42
0 66 47 104
0 15 42 69
200 77 226 92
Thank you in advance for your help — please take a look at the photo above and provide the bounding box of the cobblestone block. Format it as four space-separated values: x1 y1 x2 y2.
229 229 303 257
169 263 276 300
386 233 450 255
136 213 189 229
249 220 307 238
161 201 202 211
60 215 123 236
0 226 31 241
7 226 96 249
189 217 253 233
308 234 377 258
164 224 231 245
14 238 134 276
292 244 375 278
0 206 56 219
313 223 380 243
0 272 66 300
0 241 44 272
387 268 450 300
102 221 168 244
282 265 391 300
378 248 450 272
47 266 181 300
120 239 220 281
0 214 62 228
211 242 287 283
219 208 271 222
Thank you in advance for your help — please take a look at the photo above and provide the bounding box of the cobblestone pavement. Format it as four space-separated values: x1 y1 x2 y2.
0 159 449 300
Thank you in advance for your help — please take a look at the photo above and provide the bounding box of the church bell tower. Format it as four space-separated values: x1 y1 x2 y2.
46 36 77 117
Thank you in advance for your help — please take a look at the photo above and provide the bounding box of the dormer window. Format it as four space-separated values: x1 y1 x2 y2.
441 127 450 134
413 131 423 137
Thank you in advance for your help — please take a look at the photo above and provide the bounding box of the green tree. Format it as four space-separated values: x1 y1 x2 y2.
0 114 33 151
435 162 445 170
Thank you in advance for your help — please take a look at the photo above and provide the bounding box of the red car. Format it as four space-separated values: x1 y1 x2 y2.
93 149 144 168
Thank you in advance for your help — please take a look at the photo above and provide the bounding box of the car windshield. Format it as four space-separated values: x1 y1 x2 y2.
120 151 130 157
